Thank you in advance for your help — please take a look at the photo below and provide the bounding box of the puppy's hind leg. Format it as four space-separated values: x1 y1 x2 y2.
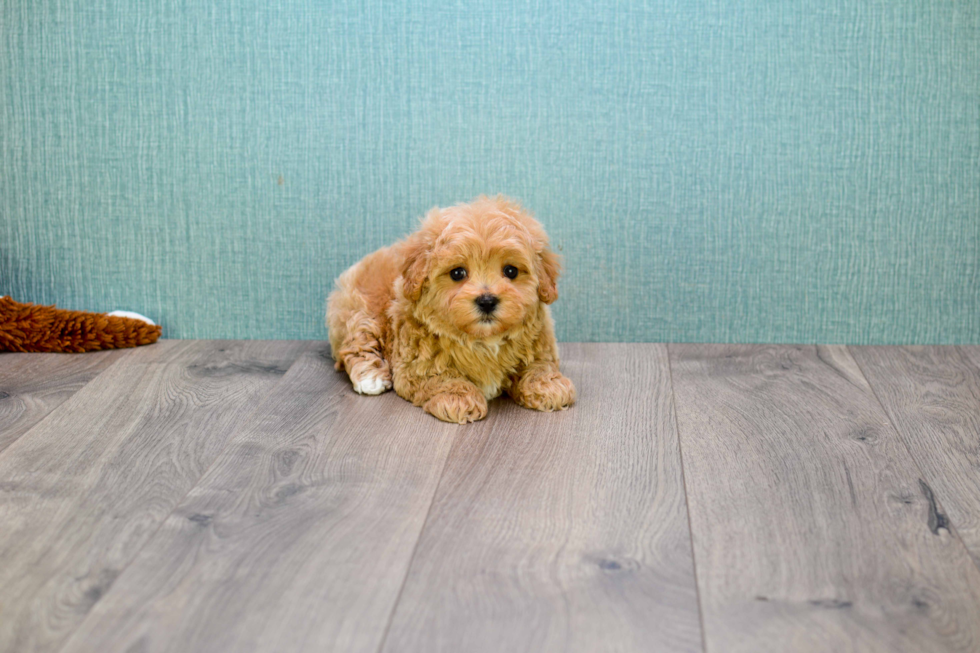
327 256 396 396
333 313 392 396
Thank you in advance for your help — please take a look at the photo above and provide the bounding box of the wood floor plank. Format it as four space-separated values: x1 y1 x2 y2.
381 343 703 653
851 346 980 570
0 340 310 653
57 349 460 653
957 346 980 372
0 349 130 454
669 344 980 653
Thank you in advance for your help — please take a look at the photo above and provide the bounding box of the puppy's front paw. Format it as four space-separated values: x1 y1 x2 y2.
424 390 488 424
513 372 576 412
349 360 392 395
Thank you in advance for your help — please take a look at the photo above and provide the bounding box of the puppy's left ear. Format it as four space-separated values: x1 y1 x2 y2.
536 247 561 304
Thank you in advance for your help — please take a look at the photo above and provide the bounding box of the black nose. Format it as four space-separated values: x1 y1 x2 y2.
475 293 499 314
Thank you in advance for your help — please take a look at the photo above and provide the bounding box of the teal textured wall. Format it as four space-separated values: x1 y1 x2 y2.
2 1 978 343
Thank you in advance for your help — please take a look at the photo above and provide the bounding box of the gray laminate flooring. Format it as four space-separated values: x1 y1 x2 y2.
1 341 978 653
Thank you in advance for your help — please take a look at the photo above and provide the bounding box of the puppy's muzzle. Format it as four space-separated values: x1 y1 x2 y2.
474 293 499 315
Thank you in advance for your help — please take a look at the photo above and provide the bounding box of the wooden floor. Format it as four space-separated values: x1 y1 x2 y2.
1 342 979 653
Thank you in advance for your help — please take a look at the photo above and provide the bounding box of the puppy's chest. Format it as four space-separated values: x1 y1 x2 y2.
444 340 525 400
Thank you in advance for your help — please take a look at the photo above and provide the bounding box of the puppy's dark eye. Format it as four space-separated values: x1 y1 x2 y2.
503 265 519 280
449 267 467 282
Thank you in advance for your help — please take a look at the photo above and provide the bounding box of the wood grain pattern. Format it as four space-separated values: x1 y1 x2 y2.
381 343 702 653
5 342 980 653
0 340 309 653
851 346 980 570
58 349 461 653
669 344 980 653
0 349 129 454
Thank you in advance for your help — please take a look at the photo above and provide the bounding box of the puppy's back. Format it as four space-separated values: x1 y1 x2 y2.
327 245 403 358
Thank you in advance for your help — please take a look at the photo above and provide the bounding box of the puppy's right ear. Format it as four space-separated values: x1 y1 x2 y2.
400 234 431 302
401 206 446 301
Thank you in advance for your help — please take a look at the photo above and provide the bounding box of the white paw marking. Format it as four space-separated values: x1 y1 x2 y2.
353 371 391 395
108 310 155 325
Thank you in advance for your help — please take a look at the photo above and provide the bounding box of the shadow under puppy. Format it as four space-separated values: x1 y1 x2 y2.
327 195 576 423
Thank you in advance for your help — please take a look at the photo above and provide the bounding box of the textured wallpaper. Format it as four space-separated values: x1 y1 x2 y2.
2 1 978 343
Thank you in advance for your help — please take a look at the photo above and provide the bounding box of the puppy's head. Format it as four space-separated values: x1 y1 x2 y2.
400 195 561 339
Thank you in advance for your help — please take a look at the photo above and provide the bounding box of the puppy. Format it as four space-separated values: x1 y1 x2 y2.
327 195 576 423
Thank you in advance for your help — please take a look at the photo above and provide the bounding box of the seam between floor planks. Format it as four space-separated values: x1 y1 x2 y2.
847 345 980 576
374 437 455 653
665 345 710 653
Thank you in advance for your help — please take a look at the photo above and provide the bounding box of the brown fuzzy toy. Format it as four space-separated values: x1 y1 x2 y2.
0 297 161 353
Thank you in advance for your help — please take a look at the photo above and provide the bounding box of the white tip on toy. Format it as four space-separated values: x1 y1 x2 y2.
108 310 155 325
